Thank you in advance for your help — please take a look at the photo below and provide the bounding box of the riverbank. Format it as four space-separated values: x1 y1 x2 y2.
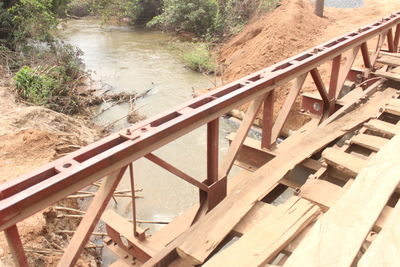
0 65 101 265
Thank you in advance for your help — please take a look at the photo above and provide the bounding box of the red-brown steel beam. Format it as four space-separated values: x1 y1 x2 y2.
394 24 400 51
58 167 127 266
261 91 274 148
207 119 219 184
1 12 400 234
4 225 28 267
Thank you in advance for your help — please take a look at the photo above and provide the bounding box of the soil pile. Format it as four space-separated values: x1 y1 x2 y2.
219 0 328 82
218 0 400 131
219 0 329 130
0 85 100 266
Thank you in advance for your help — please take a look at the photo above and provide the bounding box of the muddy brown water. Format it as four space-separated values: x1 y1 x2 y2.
60 18 245 265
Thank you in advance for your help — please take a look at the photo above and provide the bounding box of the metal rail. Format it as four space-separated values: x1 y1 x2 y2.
1 11 400 266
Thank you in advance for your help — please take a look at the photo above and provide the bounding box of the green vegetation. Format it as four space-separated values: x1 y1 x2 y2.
148 0 219 36
15 66 60 106
0 0 87 114
183 44 215 73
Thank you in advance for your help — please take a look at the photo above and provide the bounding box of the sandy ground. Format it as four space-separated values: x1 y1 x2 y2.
218 0 400 129
0 69 100 266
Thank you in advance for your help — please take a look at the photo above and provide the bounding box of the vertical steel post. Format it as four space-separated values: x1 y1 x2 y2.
207 119 219 184
328 55 341 114
129 163 138 238
261 91 274 149
4 225 28 267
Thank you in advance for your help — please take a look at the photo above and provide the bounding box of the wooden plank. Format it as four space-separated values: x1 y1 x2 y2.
298 179 343 212
376 55 400 66
109 260 132 267
299 178 392 232
172 89 395 266
378 51 400 58
374 69 400 82
233 201 276 235
385 104 400 116
283 133 400 267
365 119 400 137
351 133 389 152
322 147 367 177
358 200 400 267
203 197 320 267
58 167 127 267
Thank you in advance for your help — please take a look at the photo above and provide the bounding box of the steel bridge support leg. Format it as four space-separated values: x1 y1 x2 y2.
5 225 28 267
192 119 226 224
262 91 274 149
57 167 127 267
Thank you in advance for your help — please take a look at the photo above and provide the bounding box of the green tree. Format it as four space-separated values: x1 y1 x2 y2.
149 0 219 36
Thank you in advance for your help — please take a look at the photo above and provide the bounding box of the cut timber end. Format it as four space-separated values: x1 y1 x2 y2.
176 248 203 265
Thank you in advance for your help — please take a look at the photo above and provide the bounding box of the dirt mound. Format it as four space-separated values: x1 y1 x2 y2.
218 0 329 130
219 0 328 82
0 86 100 266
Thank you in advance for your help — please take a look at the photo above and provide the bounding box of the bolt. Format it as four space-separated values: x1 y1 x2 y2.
379 107 384 112
126 129 131 135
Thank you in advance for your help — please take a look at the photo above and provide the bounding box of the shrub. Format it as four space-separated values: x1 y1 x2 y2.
14 66 60 105
183 44 215 73
9 0 58 46
149 0 219 36
123 0 163 24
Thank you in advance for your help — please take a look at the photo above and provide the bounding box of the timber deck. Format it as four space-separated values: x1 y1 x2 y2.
108 83 400 267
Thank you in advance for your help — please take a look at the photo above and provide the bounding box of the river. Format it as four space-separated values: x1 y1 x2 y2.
60 18 243 265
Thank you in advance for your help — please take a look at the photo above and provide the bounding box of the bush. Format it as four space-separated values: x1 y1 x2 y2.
9 0 58 46
183 44 215 73
123 0 163 24
149 0 219 36
14 66 60 106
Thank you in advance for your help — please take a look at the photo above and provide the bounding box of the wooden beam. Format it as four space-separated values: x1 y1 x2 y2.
283 133 400 267
298 178 392 232
322 147 367 177
351 133 389 152
203 197 320 267
171 89 395 266
374 68 400 82
358 200 400 267
271 73 308 141
58 167 127 267
298 179 343 212
376 55 400 67
365 119 400 137
232 201 276 235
